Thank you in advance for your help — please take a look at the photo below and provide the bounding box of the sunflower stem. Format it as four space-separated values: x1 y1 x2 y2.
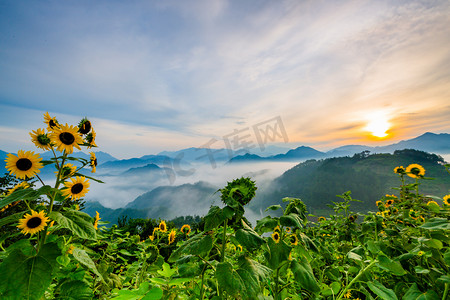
220 219 228 262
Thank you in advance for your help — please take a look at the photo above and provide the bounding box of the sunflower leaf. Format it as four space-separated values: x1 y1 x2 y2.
49 210 97 240
72 248 103 280
0 185 53 209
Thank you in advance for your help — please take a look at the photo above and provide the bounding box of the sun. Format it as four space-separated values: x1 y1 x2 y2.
364 112 391 138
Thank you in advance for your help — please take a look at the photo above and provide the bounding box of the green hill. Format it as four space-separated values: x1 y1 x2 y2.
252 149 450 215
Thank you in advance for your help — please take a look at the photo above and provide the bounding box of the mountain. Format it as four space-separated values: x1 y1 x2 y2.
251 149 450 216
229 146 325 163
84 181 220 224
325 145 373 157
375 132 450 154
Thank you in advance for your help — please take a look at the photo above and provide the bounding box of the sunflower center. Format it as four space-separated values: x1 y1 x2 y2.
49 119 57 128
79 121 91 134
59 132 75 145
16 158 32 171
411 167 420 175
27 217 42 229
71 183 84 194
37 134 51 145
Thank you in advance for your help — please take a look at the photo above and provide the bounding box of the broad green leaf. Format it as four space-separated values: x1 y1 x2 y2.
58 280 93 300
321 282 341 296
141 287 163 300
168 278 191 286
235 228 265 252
424 239 443 249
157 263 177 278
264 238 291 269
367 281 398 300
204 206 234 231
265 204 282 211
420 218 450 230
414 266 430 274
290 258 321 293
50 210 97 240
279 213 302 229
403 283 439 300
377 253 407 276
0 185 53 209
347 251 362 261
0 211 26 228
255 216 278 234
0 249 53 300
168 233 213 262
72 248 103 280
215 262 245 297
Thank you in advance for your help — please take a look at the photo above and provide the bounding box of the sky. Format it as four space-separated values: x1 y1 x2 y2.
1 0 449 159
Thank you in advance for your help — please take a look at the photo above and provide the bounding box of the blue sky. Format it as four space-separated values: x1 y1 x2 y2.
1 0 449 159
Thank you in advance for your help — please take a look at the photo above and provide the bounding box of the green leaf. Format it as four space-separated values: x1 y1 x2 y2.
0 185 53 208
290 258 321 293
49 210 97 240
141 287 163 300
215 262 245 297
403 283 439 300
157 263 177 278
168 233 213 262
235 226 266 252
265 204 282 211
424 239 443 249
279 213 302 229
367 281 398 300
58 280 93 300
265 238 291 269
0 211 26 228
0 249 53 300
321 282 341 296
72 248 103 280
420 218 450 230
254 216 278 234
204 206 234 231
376 253 407 276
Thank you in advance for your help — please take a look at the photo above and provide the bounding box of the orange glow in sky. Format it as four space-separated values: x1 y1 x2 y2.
364 112 391 138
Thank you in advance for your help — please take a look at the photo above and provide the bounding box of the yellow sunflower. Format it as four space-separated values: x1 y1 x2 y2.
57 163 77 179
90 152 97 173
386 199 395 207
394 166 405 174
149 234 155 241
168 229 176 245
43 112 59 131
406 164 425 179
30 128 52 150
271 231 280 243
376 200 383 207
427 200 439 207
289 234 298 246
159 220 167 233
5 150 43 179
409 209 419 220
180 224 191 235
78 117 92 135
49 123 83 154
443 195 450 206
93 211 101 230
85 129 97 149
17 210 50 235
274 225 281 232
6 181 30 195
318 216 326 222
62 176 90 200
237 245 243 252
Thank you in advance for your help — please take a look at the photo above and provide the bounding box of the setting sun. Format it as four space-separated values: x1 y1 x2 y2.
364 112 391 138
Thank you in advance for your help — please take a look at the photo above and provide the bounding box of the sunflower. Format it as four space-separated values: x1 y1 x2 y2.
271 231 280 243
386 199 395 207
289 234 298 246
30 128 52 150
57 163 77 179
66 245 75 254
159 220 167 233
318 216 326 222
49 123 83 154
375 200 383 207
5 150 43 179
285 227 292 233
89 152 97 173
43 112 59 131
394 166 405 174
93 211 101 230
6 181 30 195
443 195 450 206
406 164 425 179
274 225 281 232
78 117 92 135
168 229 176 245
427 200 439 207
237 245 243 252
349 214 357 222
409 209 419 220
180 224 191 235
17 210 50 235
85 129 97 149
417 251 425 257
62 176 90 200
